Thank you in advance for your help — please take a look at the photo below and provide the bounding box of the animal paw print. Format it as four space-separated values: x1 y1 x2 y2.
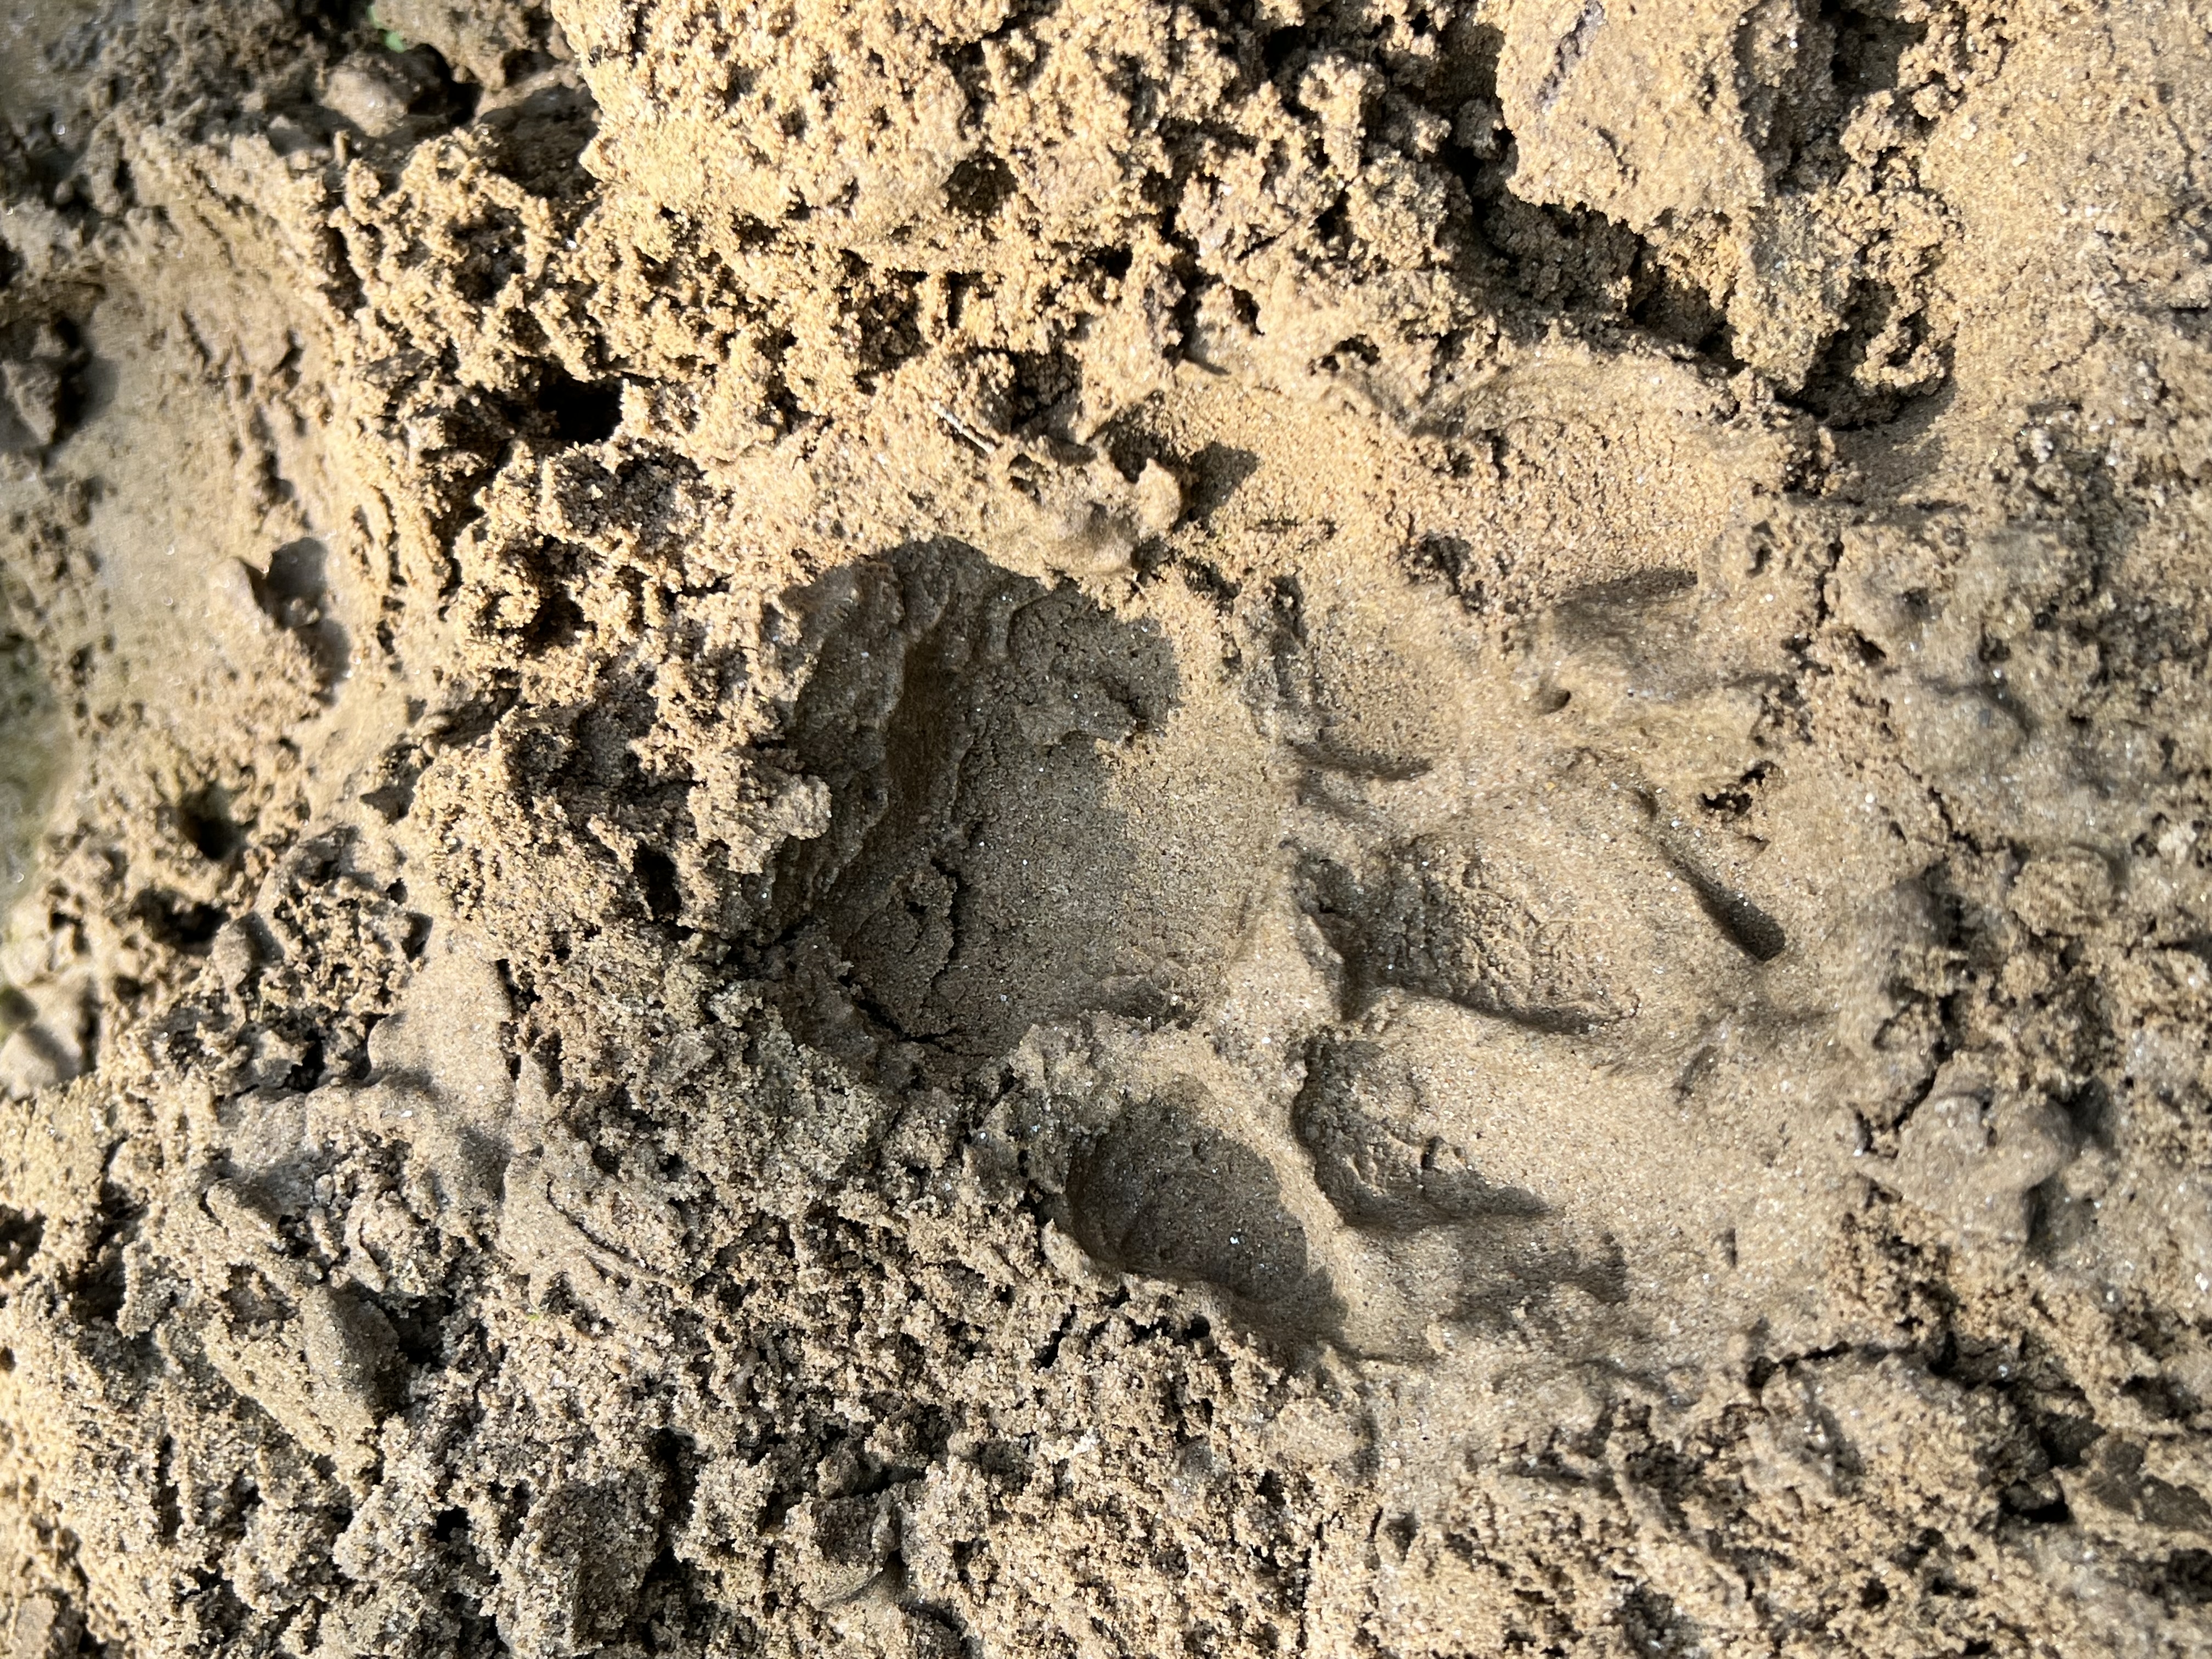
1295 839 1628 1032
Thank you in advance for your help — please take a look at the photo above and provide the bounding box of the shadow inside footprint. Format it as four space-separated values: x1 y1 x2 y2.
0 624 62 915
1066 1089 1343 1341
768 539 1187 1071
1293 1039 1628 1325
263 539 352 691
1294 1060 1549 1233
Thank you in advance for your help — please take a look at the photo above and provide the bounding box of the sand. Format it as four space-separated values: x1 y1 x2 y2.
0 0 2207 1652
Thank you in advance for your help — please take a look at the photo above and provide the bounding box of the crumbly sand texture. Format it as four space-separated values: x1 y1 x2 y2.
0 0 2210 1654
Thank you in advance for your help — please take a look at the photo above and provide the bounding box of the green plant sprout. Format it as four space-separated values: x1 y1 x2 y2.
365 4 410 51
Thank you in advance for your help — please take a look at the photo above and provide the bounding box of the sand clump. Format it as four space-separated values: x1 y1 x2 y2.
0 0 2208 1653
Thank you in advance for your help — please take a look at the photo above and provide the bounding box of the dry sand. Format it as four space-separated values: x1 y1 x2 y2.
0 0 2209 1653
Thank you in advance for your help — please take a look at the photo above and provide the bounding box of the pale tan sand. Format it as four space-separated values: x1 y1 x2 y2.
0 1 2208 1654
